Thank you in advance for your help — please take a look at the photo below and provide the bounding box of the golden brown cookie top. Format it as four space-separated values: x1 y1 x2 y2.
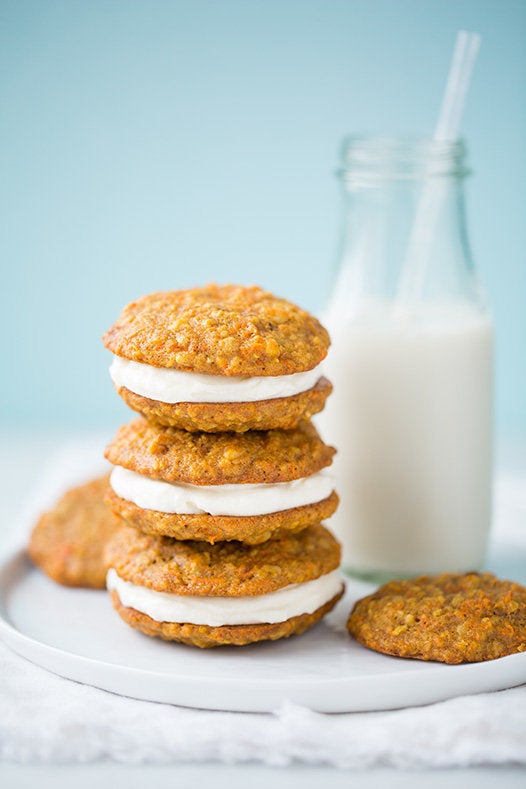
102 284 330 376
28 475 117 589
105 523 341 596
105 417 335 485
347 572 526 664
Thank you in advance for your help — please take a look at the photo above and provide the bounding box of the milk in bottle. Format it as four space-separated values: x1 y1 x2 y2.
317 138 493 581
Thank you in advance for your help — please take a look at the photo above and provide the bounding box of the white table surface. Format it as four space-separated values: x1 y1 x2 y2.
1 428 525 788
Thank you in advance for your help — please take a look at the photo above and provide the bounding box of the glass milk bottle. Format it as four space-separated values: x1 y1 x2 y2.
318 137 493 581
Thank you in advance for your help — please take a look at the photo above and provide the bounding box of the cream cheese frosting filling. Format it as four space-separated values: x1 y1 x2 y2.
109 356 324 403
107 568 343 626
109 466 335 517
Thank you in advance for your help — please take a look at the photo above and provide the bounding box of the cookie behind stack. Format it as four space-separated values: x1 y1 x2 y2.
28 475 118 589
102 284 343 647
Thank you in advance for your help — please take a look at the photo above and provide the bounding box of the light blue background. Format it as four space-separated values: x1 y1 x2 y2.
1 0 525 432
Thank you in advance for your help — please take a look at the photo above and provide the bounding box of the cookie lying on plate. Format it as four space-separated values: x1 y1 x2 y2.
347 572 526 664
105 523 344 648
103 284 332 432
104 417 338 544
28 475 117 589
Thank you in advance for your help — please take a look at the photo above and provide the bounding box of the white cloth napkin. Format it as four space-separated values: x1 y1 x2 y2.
1 439 526 767
1 640 525 767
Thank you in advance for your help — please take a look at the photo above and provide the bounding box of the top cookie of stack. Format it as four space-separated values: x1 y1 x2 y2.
103 283 332 432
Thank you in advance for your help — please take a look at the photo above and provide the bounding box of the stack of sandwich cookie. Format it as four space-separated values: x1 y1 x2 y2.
103 284 343 647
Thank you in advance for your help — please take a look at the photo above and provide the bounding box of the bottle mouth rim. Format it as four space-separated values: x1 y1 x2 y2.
340 136 470 181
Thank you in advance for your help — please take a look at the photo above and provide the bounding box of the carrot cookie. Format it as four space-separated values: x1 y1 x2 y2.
105 523 344 647
28 475 117 589
347 572 526 664
104 418 337 543
103 284 332 432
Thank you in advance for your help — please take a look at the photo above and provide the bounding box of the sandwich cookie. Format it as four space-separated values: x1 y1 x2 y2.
28 475 117 589
105 417 338 543
105 523 344 647
103 284 332 432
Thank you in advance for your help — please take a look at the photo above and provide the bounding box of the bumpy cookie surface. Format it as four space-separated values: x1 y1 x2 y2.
110 588 344 648
104 523 341 596
105 417 335 485
347 572 526 664
106 487 339 544
116 377 332 433
103 284 330 376
28 476 117 589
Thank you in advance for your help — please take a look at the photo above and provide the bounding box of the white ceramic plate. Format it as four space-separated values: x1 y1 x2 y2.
1 547 525 713
2 443 525 713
